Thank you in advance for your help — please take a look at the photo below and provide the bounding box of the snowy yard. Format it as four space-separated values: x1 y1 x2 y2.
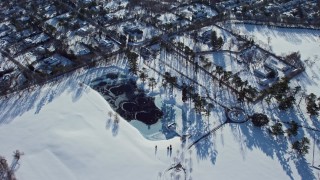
175 3 218 21
170 25 247 52
109 21 161 43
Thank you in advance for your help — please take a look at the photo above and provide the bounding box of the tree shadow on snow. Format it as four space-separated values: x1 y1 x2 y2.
112 122 119 137
0 67 113 125
238 120 296 179
188 109 218 165
236 105 318 179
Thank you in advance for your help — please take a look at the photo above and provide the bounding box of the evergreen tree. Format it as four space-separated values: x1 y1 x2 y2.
292 137 310 155
211 31 217 48
306 93 319 116
182 86 188 103
251 113 269 127
270 122 284 136
278 95 295 110
148 77 156 92
126 51 139 74
139 71 148 84
211 31 223 49
286 121 299 137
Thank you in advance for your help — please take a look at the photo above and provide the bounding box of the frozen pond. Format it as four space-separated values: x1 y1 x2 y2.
89 72 163 125
130 96 182 140
82 67 186 140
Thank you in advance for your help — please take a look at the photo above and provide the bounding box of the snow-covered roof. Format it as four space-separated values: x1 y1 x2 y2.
71 43 91 56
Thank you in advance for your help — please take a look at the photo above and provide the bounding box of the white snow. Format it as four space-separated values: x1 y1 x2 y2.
1 8 320 179
1 61 319 179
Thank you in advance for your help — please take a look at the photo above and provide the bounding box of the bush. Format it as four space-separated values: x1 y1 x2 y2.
251 113 269 127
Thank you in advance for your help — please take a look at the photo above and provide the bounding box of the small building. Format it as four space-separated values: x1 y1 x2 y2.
75 26 90 36
0 24 10 32
258 78 269 87
140 47 152 59
34 54 73 75
123 26 143 40
265 56 292 73
181 12 193 21
98 39 114 51
199 30 211 44
193 11 208 20
264 63 277 72
71 43 91 56
254 67 272 79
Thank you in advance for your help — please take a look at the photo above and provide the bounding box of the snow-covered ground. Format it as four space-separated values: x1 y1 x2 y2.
232 23 320 60
157 13 179 25
1 22 320 180
171 25 246 52
232 23 320 95
1 68 318 180
175 3 218 21
0 53 15 70
103 0 128 12
109 21 161 43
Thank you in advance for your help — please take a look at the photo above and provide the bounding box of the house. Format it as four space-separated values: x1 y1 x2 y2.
258 78 269 87
0 24 10 32
0 74 11 88
76 26 90 36
199 30 211 44
98 39 114 50
80 0 93 5
264 62 277 71
123 26 143 40
181 11 193 21
72 43 91 56
34 54 73 75
265 56 292 73
104 14 113 21
140 47 152 59
281 65 292 73
193 11 208 20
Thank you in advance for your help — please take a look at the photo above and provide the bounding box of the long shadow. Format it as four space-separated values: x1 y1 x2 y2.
194 131 218 165
112 122 119 136
0 87 41 124
186 108 219 165
238 120 295 179
160 101 178 139
35 87 52 114
294 156 316 180
239 104 318 179
0 66 110 125
71 84 85 103
9 158 20 174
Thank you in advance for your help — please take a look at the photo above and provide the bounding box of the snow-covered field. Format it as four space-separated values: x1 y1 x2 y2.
232 24 320 60
1 23 320 180
1 71 317 180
